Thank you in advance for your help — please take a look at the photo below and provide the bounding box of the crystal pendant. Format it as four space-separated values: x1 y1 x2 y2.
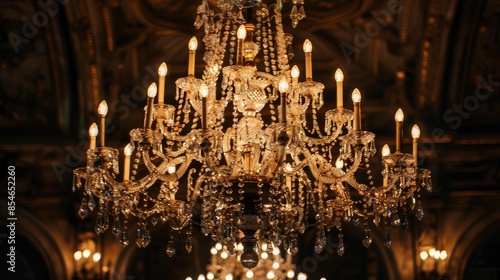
166 237 176 257
120 232 129 248
78 202 89 220
337 234 345 256
362 229 372 248
136 227 151 248
112 219 121 237
288 238 299 256
185 236 193 253
416 208 424 220
384 232 392 248
88 196 96 211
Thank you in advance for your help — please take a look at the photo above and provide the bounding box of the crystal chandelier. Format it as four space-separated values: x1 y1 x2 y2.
193 241 302 280
73 0 432 269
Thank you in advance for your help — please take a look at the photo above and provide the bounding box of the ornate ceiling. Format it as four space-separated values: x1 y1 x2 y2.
0 0 499 279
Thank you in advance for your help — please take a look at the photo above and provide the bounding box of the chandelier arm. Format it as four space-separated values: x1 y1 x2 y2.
303 121 344 146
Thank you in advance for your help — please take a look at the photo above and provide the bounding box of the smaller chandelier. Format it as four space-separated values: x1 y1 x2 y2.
73 0 431 269
194 241 303 280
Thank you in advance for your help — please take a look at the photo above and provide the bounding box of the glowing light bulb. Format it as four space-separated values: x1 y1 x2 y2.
279 78 290 93
215 243 222 250
199 84 209 98
158 62 168 76
382 144 391 157
420 251 428 260
148 83 157 98
98 100 108 116
198 275 205 280
440 250 448 260
221 251 228 259
303 39 312 53
429 248 436 257
351 88 361 103
189 37 198 51
74 251 82 261
395 108 404 122
335 68 344 82
82 249 91 259
237 25 247 40
226 273 233 280
287 270 295 279
297 272 307 280
335 157 343 169
207 272 214 280
411 124 421 139
291 65 300 79
92 252 101 262
246 270 254 278
266 271 275 279
124 144 133 156
89 123 98 137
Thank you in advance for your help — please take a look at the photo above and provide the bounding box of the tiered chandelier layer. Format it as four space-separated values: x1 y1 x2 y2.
74 0 432 269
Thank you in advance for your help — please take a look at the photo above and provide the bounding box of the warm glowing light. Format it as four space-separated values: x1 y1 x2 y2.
434 250 441 259
382 144 391 157
395 108 404 122
186 278 193 280
246 270 254 278
291 65 300 79
272 247 280 255
261 252 268 259
429 248 436 257
148 83 157 98
266 271 275 279
297 272 307 280
335 68 344 82
335 157 343 169
189 37 198 51
98 100 108 116
279 78 290 93
287 270 295 279
124 144 133 156
411 124 421 139
82 249 91 259
225 273 233 280
237 25 247 40
92 252 101 262
158 62 168 76
285 163 293 172
237 243 244 251
74 250 82 261
199 84 209 98
351 88 361 103
420 251 428 261
320 278 326 280
198 275 206 280
210 247 218 255
303 39 312 53
440 250 448 260
215 243 223 251
89 123 98 137
221 251 228 259
272 262 280 269
207 272 214 280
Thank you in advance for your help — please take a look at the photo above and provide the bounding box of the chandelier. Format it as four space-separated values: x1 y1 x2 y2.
73 0 432 269
192 241 302 280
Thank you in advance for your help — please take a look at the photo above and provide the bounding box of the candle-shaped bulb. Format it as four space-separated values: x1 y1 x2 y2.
335 157 344 169
188 36 198 51
199 84 208 98
303 39 312 53
278 78 289 93
335 68 344 82
291 65 300 79
98 100 108 116
237 24 247 40
395 108 404 122
158 62 168 76
89 123 98 137
382 144 391 157
351 88 361 103
147 83 157 98
124 144 133 156
411 124 421 139
167 165 176 174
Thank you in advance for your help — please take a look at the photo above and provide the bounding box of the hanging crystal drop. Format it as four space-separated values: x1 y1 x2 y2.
298 5 306 20
401 213 408 231
373 212 380 226
362 229 372 248
112 219 122 237
391 214 401 228
288 238 299 256
151 214 158 226
185 236 193 253
236 9 246 24
166 237 176 257
88 196 96 211
120 232 129 248
95 215 104 235
337 234 345 256
194 14 203 29
384 232 392 248
266 240 274 253
416 208 424 220
78 201 89 220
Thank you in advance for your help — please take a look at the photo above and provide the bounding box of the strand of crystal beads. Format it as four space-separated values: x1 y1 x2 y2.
273 6 290 72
